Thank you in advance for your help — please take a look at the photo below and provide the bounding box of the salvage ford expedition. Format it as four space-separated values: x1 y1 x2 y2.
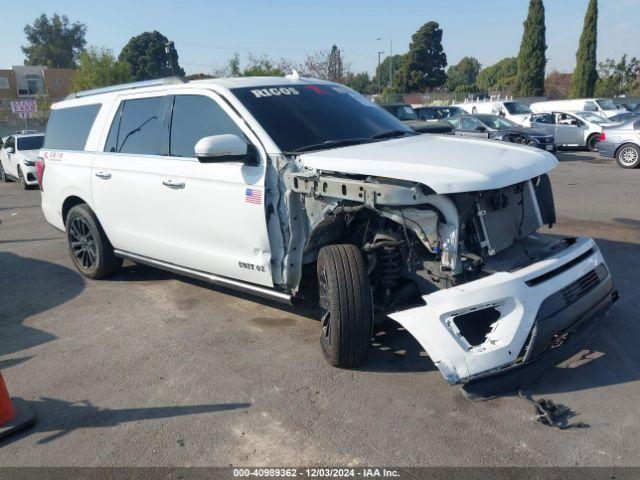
37 75 618 397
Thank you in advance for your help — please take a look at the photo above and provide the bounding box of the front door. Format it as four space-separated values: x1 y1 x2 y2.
554 113 584 146
91 91 273 287
1 137 17 177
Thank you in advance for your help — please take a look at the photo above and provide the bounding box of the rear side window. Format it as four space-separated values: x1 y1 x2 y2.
44 104 101 151
169 95 244 158
105 97 164 155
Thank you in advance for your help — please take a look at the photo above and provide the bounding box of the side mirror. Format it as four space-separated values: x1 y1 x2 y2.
195 134 256 165
475 125 486 132
5 147 14 154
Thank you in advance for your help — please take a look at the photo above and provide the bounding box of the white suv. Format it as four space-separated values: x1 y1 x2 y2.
39 76 617 397
0 133 44 188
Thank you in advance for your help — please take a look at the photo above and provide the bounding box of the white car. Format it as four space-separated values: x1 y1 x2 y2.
527 110 616 151
39 76 617 398
452 99 533 125
0 133 44 188
530 98 626 120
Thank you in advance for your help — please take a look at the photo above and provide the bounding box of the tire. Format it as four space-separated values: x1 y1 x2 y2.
65 204 122 279
0 161 9 182
317 244 373 368
17 166 28 189
616 144 640 169
587 134 600 152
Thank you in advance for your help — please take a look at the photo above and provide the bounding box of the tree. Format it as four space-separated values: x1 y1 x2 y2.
71 47 132 92
242 53 293 77
343 72 372 94
515 0 547 96
372 54 405 91
119 31 185 81
22 13 87 68
595 55 640 97
446 57 481 92
545 71 573 99
570 0 598 98
393 21 447 92
327 45 344 82
476 57 518 93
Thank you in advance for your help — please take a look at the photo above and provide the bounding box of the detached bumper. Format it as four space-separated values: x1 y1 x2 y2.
390 237 616 394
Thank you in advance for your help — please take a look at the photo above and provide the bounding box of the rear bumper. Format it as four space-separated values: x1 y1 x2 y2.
390 237 615 391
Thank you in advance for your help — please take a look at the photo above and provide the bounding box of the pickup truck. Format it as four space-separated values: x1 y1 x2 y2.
38 75 617 397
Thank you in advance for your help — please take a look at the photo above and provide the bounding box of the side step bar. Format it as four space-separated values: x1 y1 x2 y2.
114 250 293 305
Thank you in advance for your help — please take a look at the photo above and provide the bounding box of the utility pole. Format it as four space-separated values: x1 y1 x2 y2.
165 41 175 76
377 51 385 95
377 36 393 87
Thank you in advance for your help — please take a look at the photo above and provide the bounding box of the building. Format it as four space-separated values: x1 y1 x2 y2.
0 66 75 136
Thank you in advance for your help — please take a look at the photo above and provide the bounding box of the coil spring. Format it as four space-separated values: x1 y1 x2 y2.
379 247 401 290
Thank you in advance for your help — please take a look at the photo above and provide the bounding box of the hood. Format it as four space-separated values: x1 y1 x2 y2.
299 134 558 194
508 113 531 125
19 150 39 162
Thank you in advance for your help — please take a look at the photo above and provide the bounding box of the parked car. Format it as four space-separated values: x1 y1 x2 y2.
446 114 556 152
380 103 454 134
527 111 615 151
598 118 640 169
530 98 626 120
39 76 617 396
613 100 637 112
0 132 44 188
608 112 639 124
414 105 467 121
452 99 533 125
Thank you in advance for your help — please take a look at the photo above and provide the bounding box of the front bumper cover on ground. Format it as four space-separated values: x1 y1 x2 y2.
389 237 617 396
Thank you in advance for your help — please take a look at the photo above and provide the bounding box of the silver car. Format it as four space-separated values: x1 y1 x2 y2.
598 118 640 169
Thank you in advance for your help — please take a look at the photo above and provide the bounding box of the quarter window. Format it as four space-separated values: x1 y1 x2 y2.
169 95 244 158
44 104 101 151
106 97 164 155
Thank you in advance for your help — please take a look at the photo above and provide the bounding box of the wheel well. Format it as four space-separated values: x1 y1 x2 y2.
615 142 639 158
61 196 88 224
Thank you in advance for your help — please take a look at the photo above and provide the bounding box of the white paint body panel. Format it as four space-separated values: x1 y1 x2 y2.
300 134 558 194
390 237 606 383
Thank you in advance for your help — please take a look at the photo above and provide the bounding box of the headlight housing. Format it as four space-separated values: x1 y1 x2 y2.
23 160 36 167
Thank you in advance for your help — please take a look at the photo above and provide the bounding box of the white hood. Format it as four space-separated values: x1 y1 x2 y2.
19 150 39 163
299 134 558 194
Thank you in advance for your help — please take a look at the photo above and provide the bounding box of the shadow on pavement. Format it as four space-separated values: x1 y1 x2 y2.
0 397 251 445
0 252 85 358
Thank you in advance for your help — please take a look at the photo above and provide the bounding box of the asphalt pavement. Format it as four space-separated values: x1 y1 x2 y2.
0 150 638 466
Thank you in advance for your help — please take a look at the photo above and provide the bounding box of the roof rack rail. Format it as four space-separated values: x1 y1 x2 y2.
66 76 187 99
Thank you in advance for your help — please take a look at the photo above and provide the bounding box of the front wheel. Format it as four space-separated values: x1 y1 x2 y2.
0 162 9 182
587 134 600 152
17 166 28 189
616 144 640 169
65 204 123 279
317 244 373 368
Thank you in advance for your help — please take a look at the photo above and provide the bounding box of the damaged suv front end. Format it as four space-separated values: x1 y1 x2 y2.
230 80 617 396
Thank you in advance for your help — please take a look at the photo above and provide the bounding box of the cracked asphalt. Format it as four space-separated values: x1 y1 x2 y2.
0 150 638 466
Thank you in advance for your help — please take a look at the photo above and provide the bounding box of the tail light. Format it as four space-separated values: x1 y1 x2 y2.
36 157 45 190
600 131 606 142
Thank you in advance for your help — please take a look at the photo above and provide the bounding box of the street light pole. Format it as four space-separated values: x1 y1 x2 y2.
377 36 393 88
377 51 385 95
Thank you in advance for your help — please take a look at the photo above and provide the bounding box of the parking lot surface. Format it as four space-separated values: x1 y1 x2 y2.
0 150 639 466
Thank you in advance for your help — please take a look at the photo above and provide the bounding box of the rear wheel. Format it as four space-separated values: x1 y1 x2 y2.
65 204 122 279
616 144 640 169
587 134 600 152
317 244 373 368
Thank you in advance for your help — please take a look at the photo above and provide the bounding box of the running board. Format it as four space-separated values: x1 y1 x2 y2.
114 250 293 305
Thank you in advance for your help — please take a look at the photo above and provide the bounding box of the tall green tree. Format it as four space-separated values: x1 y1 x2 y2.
343 72 372 94
393 21 447 92
570 0 598 98
119 31 185 81
446 57 481 92
515 0 547 96
22 13 87 68
372 54 405 91
327 45 344 82
476 57 518 93
71 47 132 92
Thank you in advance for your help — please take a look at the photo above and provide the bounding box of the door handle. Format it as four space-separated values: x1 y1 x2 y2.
162 179 185 190
95 171 111 180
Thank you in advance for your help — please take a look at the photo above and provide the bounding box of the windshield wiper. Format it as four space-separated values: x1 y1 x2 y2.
371 130 416 140
287 138 374 154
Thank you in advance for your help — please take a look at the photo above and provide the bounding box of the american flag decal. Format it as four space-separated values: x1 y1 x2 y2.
245 188 262 204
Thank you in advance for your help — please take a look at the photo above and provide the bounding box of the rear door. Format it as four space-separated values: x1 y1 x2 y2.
91 90 273 286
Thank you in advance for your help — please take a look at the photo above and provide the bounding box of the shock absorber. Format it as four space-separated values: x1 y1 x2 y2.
378 246 401 306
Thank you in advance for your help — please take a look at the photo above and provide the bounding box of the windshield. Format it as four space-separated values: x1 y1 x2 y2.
576 112 609 124
232 85 412 153
16 135 44 151
503 102 532 115
476 115 519 129
596 99 616 110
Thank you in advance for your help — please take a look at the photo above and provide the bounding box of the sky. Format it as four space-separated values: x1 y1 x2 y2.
1 0 639 76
